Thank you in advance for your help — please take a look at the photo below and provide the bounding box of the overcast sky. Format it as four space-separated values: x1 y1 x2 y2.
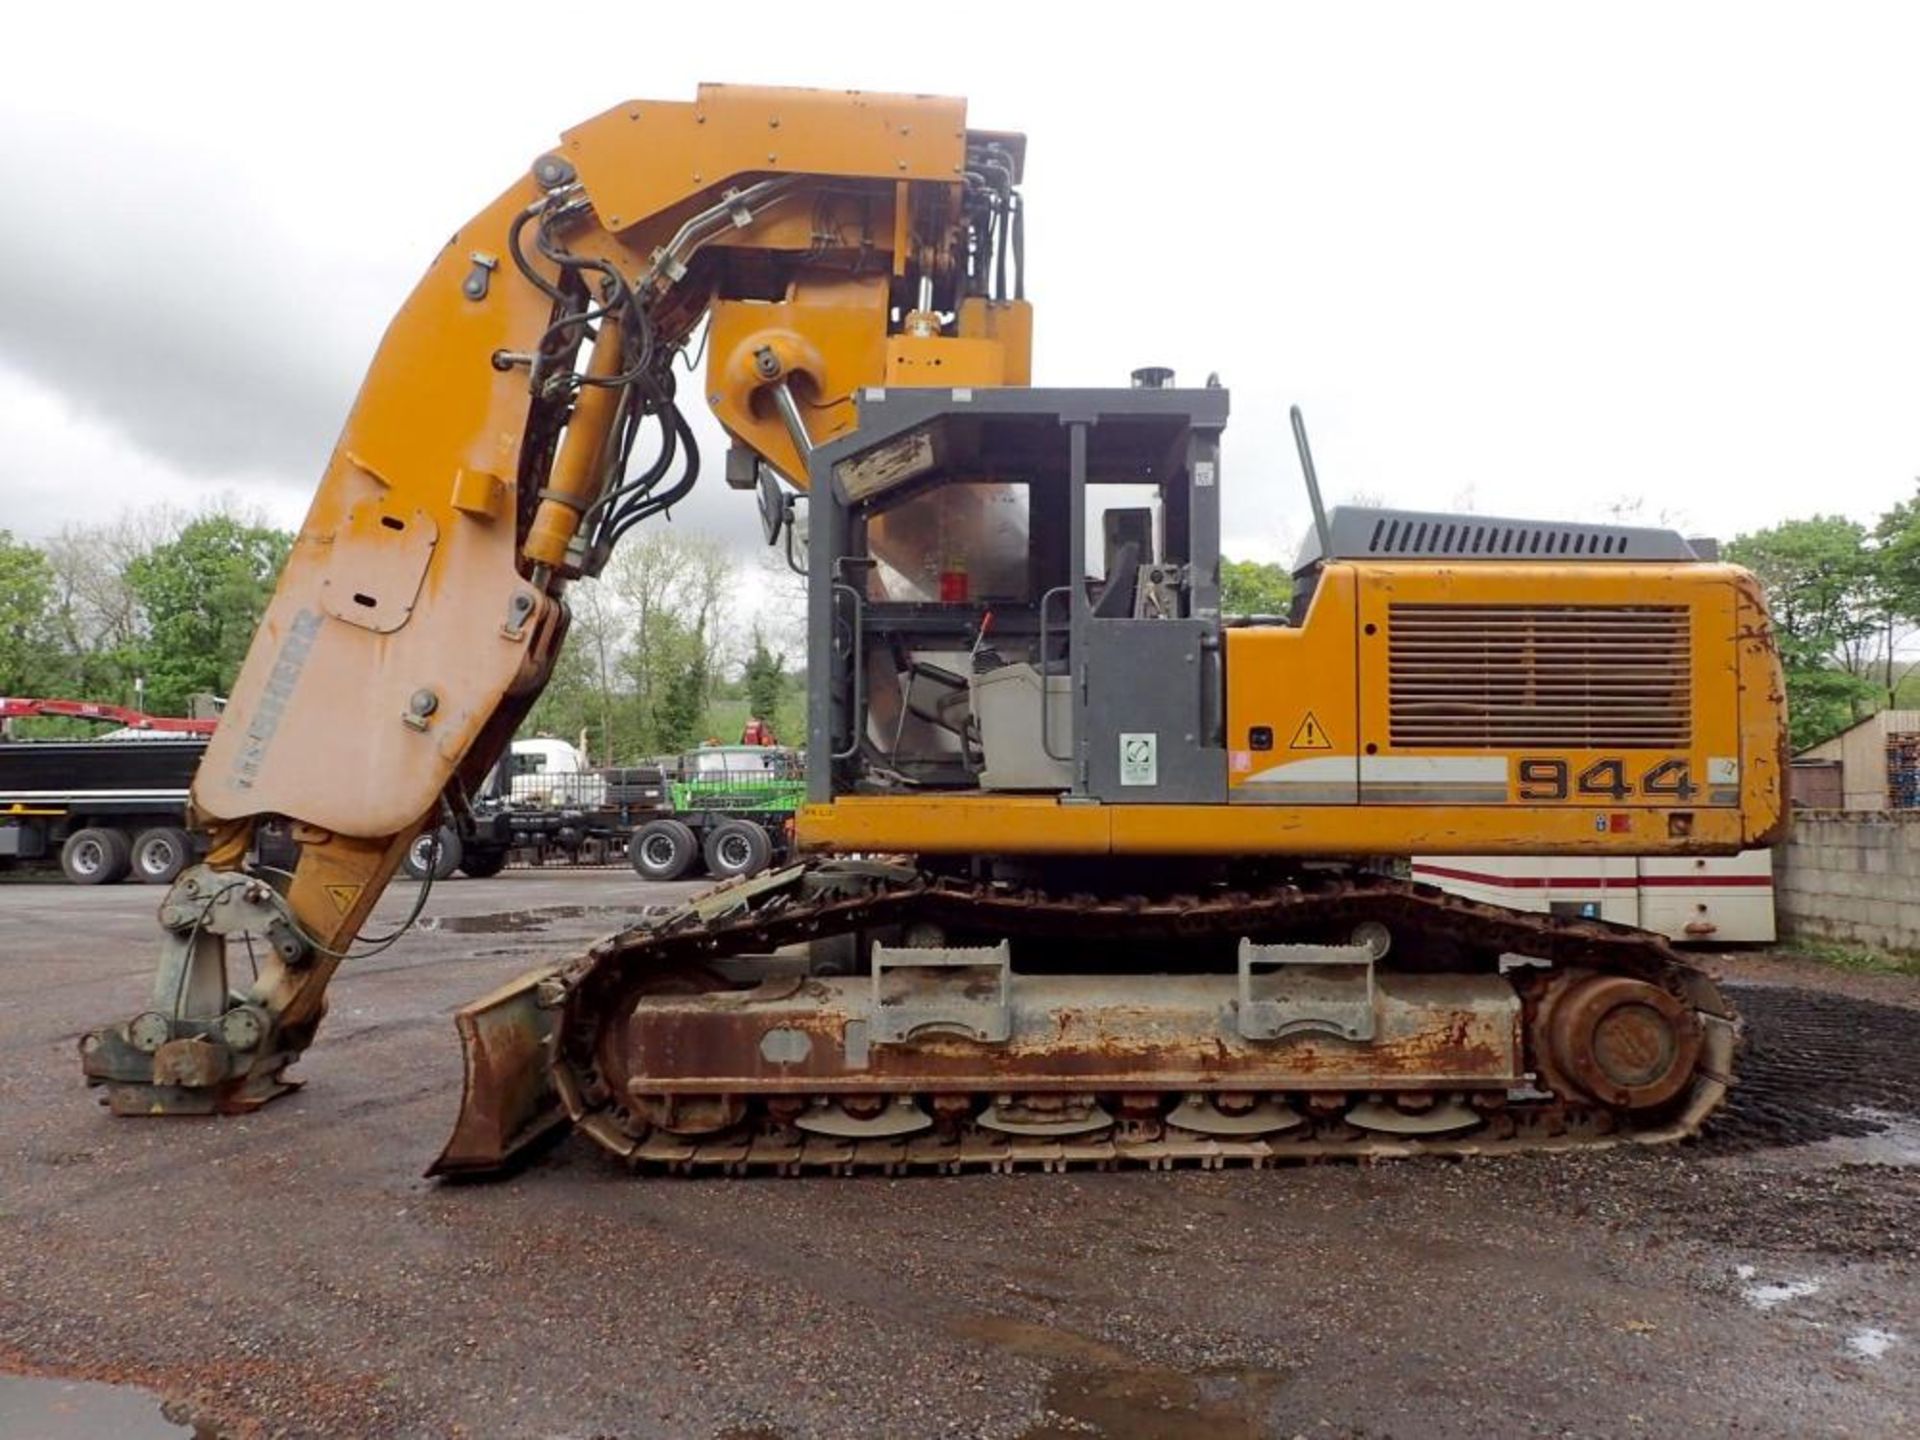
4 1 1918 568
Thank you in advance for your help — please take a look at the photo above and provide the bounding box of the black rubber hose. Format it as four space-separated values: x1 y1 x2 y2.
994 195 1010 304
589 399 679 539
608 406 700 543
508 205 570 304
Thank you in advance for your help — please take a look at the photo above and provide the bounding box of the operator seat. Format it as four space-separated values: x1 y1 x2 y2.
1092 541 1141 620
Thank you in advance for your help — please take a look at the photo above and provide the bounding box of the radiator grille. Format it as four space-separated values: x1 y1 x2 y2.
1387 604 1692 749
1364 516 1642 558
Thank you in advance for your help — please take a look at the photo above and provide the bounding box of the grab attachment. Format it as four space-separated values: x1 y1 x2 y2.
79 866 311 1116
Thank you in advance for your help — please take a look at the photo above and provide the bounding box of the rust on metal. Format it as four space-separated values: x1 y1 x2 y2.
428 965 568 1176
607 973 1521 1094
1541 972 1702 1111
150 1038 228 1089
428 863 1741 1177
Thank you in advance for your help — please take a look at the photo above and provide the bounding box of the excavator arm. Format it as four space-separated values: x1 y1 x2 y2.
79 84 1031 1121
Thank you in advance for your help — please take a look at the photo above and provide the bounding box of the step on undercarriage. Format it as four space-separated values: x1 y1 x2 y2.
434 863 1738 1176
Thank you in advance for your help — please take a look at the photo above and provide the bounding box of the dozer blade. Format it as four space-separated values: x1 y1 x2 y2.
429 964 569 1177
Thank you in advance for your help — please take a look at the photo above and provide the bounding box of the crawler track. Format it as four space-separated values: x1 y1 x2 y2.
542 864 1738 1174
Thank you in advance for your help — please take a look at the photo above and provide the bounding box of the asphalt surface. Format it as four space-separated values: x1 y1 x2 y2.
0 869 1915 1439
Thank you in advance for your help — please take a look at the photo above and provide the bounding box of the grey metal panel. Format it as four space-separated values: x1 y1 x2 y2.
809 385 1232 478
1291 505 1701 572
1185 426 1222 620
804 452 851 805
1080 619 1227 804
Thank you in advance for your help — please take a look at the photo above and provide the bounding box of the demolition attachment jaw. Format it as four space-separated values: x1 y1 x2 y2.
79 864 312 1115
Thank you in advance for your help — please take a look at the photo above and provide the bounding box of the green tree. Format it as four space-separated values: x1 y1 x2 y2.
1876 484 1920 622
0 531 62 695
1869 485 1920 706
39 508 177 702
1727 516 1882 749
522 637 599 752
742 629 785 729
1220 558 1293 617
647 613 711 751
125 515 292 714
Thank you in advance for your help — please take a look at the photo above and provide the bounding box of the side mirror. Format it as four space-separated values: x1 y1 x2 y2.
783 494 810 577
756 467 788 546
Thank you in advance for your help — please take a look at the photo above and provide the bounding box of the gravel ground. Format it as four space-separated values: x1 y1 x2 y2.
0 871 1914 1439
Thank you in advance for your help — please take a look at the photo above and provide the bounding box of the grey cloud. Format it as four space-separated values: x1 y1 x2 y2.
0 113 769 555
0 122 377 487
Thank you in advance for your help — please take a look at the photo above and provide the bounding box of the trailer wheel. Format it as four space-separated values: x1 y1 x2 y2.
704 819 772 880
402 826 462 881
62 827 131 886
131 826 192 885
630 819 697 881
458 848 509 879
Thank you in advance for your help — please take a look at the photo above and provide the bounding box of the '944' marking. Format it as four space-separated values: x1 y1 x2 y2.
1514 756 1695 802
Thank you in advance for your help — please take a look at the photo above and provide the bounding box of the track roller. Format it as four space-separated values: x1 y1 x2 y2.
1165 1094 1306 1137
793 1095 931 1138
1347 1096 1481 1136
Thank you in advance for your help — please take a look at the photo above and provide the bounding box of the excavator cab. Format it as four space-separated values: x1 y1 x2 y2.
802 383 1230 812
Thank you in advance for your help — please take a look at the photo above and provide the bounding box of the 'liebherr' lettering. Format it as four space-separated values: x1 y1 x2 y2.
229 608 323 790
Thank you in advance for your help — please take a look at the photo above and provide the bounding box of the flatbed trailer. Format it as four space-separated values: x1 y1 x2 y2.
400 748 671 879
0 734 208 884
628 745 803 882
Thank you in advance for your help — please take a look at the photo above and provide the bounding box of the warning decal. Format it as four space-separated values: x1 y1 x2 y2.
1289 712 1333 751
324 884 361 915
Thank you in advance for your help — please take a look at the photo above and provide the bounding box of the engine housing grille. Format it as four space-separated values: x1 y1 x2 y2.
1387 604 1692 749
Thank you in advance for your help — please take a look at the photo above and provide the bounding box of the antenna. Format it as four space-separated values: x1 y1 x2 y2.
1290 405 1335 561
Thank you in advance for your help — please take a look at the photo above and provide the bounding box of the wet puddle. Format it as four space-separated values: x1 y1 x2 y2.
1726 1106 1920 1172
947 1315 1284 1440
1726 1270 1905 1364
1023 1364 1283 1440
1734 1264 1821 1310
1848 1327 1899 1360
1791 1108 1920 1168
419 904 599 934
0 1374 218 1438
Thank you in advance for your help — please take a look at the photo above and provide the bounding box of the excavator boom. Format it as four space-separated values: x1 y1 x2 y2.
80 84 1031 1118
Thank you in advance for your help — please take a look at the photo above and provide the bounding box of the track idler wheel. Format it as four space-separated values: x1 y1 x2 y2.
1541 974 1702 1111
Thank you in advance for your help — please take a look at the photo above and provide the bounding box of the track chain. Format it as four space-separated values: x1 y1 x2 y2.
548 864 1738 1173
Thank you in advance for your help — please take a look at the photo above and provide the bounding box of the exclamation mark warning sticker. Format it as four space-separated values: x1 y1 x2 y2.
1289 712 1333 751
325 884 361 915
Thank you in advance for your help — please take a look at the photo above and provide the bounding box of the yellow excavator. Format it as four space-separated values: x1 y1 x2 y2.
80 85 1788 1174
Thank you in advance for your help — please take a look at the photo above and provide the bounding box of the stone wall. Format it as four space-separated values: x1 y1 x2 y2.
1774 810 1920 954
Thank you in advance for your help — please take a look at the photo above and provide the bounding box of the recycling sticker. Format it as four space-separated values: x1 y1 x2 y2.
1119 732 1158 786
